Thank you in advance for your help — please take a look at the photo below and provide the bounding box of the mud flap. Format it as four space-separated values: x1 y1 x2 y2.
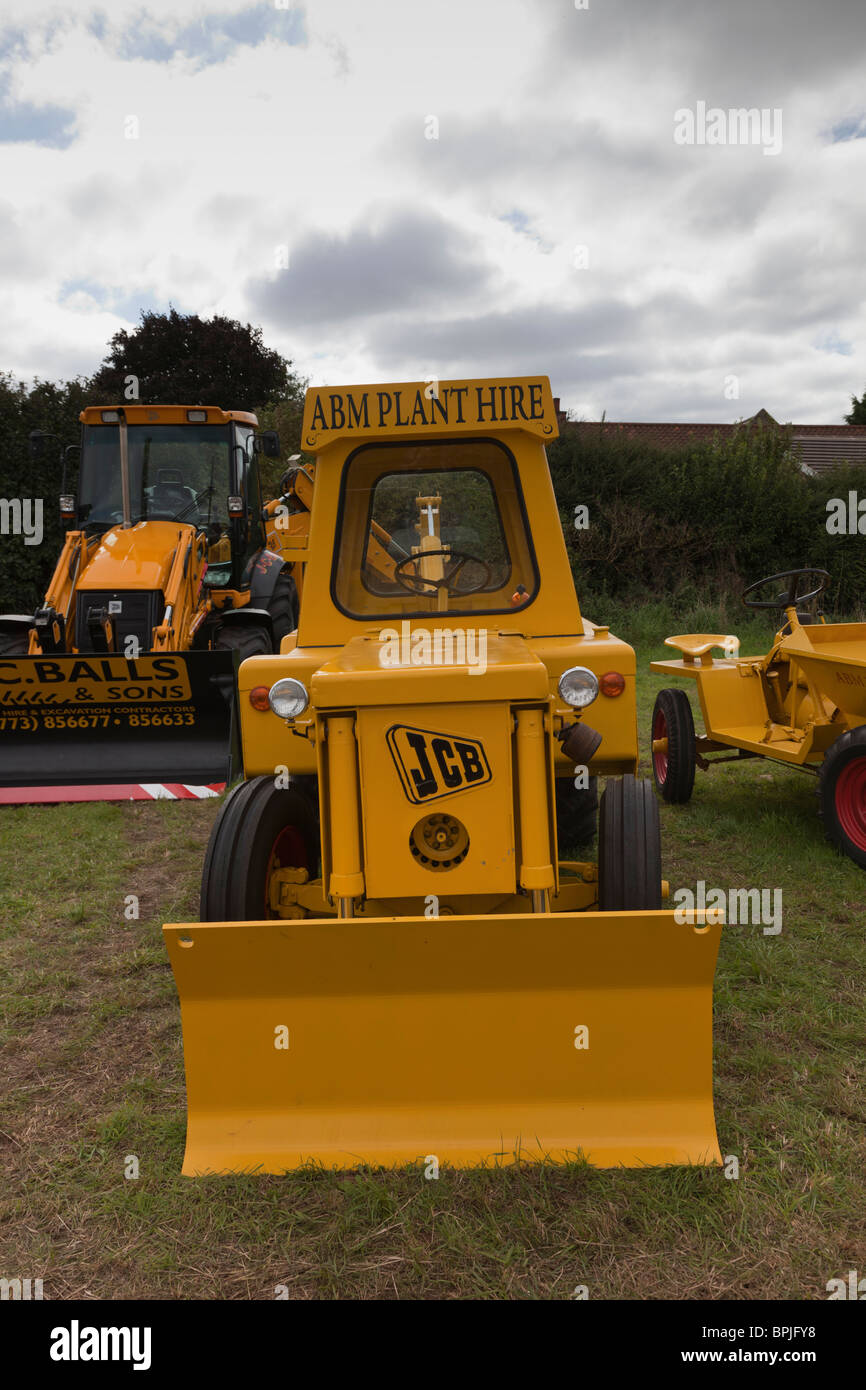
0 652 240 792
163 910 722 1174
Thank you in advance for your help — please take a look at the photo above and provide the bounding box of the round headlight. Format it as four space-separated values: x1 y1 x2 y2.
268 677 309 719
557 666 599 709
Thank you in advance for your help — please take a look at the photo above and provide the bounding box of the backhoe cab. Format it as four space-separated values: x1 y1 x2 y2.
165 376 723 1175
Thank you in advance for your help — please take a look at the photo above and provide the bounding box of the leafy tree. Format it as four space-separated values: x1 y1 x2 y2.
90 308 302 412
0 374 91 610
844 387 866 425
253 387 309 497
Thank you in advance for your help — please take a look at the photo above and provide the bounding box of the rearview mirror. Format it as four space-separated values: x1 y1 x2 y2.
256 430 281 459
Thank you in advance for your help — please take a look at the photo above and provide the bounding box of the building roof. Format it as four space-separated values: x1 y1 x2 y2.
566 409 866 474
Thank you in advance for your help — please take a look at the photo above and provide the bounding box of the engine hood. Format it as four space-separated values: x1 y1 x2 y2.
310 630 550 708
78 521 194 591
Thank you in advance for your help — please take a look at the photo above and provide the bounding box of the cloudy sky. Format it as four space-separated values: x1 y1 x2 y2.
1 0 865 422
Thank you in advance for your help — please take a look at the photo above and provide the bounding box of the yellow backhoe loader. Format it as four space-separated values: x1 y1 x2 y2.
165 376 723 1174
0 405 296 801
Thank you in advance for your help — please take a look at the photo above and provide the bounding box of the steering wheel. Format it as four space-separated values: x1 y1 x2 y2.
742 568 830 612
169 486 216 524
394 549 491 597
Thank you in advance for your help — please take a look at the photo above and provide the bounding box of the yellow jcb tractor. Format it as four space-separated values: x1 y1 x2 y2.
164 376 723 1175
650 568 866 868
0 405 296 800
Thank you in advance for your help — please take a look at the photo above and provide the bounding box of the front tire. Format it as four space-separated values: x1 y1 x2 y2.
200 775 320 920
651 688 696 803
598 775 662 910
819 729 866 870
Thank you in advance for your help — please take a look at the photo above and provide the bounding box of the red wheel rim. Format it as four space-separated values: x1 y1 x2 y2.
835 759 866 852
265 825 309 916
652 708 668 784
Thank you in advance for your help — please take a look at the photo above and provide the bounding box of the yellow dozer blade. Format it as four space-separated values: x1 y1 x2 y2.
164 909 722 1174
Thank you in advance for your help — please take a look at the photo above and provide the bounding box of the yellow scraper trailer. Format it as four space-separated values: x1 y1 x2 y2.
164 376 722 1175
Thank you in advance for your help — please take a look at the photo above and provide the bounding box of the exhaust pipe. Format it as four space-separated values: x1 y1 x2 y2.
118 409 132 529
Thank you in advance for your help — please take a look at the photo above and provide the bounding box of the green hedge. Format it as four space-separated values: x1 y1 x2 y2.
549 425 866 619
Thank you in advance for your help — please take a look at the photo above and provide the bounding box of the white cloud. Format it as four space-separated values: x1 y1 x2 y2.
0 0 864 421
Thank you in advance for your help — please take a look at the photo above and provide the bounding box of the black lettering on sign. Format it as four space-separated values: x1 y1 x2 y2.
386 724 492 804
476 385 497 423
306 380 550 433
34 661 65 683
411 390 428 426
450 386 468 422
67 660 101 682
393 390 410 427
347 394 369 429
151 657 181 681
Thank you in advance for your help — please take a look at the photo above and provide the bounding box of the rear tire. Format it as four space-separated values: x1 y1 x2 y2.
214 622 271 661
819 729 866 870
201 775 320 920
0 632 30 656
598 775 662 910
555 775 598 849
268 569 298 649
651 688 696 803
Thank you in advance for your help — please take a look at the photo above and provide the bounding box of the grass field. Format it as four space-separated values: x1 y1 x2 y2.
1 610 864 1300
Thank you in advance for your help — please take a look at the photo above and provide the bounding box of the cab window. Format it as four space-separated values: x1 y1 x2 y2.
333 439 539 619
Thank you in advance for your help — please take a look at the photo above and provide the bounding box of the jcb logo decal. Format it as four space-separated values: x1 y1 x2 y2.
386 724 491 804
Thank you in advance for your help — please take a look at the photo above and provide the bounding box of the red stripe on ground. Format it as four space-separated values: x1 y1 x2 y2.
0 785 159 804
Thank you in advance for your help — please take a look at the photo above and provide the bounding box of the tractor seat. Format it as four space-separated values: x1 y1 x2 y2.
149 483 196 518
780 610 818 636
664 634 739 666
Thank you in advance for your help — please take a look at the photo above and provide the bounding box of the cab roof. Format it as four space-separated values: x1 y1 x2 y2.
79 405 259 426
301 376 558 451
